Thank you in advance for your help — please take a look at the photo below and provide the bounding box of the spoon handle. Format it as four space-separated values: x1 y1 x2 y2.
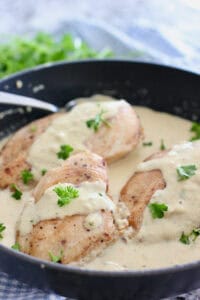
0 91 58 113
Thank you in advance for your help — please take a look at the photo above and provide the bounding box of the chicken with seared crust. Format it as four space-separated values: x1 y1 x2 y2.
17 152 116 264
0 97 142 190
120 151 168 232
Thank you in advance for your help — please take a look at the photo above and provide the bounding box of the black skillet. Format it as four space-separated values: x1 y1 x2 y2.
0 60 200 300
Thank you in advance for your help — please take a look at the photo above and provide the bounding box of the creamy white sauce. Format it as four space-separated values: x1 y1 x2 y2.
18 181 114 236
27 97 121 179
0 189 33 246
1 95 199 271
114 202 130 231
133 141 200 243
84 212 103 230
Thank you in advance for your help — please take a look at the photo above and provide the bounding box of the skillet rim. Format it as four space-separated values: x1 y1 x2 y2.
0 58 199 83
0 58 200 278
1 241 200 278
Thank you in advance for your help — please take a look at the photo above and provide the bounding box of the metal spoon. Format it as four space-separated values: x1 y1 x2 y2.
0 91 76 113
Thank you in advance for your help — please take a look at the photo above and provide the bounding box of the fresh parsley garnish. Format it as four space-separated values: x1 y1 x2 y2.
10 184 22 200
57 145 73 160
180 232 190 245
190 122 200 141
148 202 168 219
11 242 21 251
142 141 153 147
54 185 79 207
21 169 34 184
176 165 197 181
192 228 200 241
49 250 63 263
41 169 47 176
180 228 200 245
0 32 113 79
160 139 166 150
0 223 6 239
86 110 110 132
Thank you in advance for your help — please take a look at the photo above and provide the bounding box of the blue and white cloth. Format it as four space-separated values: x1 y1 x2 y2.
0 272 65 300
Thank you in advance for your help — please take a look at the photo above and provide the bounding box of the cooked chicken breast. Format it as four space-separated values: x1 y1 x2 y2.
0 98 142 189
33 151 108 202
85 100 142 163
17 152 116 264
18 211 115 264
120 152 166 231
0 114 56 189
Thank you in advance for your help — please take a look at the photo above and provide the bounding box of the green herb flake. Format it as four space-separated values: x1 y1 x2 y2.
89 221 94 227
41 169 47 176
57 144 74 160
180 228 200 245
0 223 6 239
148 202 168 219
54 185 79 207
30 125 37 132
160 139 166 150
49 250 63 263
142 141 153 147
190 122 200 141
86 110 110 132
10 184 22 200
180 232 190 245
11 242 20 251
191 228 200 241
21 169 34 184
177 165 197 181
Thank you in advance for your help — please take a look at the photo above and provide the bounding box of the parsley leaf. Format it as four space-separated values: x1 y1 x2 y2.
180 232 190 244
21 169 34 184
49 250 63 263
148 202 168 219
10 184 22 200
160 139 166 150
11 242 21 251
0 32 113 79
54 185 79 207
191 228 200 241
30 125 37 132
180 228 200 245
57 144 73 160
143 141 153 147
177 165 197 181
190 122 200 141
0 223 6 239
41 169 47 176
86 110 110 132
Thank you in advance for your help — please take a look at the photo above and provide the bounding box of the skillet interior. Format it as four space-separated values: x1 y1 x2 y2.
0 60 200 300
